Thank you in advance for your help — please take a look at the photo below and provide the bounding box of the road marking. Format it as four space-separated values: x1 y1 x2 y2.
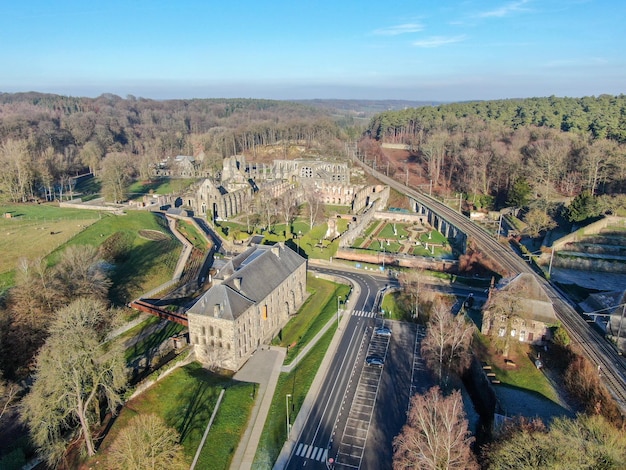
295 444 329 462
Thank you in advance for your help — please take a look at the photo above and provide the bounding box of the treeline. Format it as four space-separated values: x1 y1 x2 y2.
362 95 626 205
0 92 354 203
368 95 626 143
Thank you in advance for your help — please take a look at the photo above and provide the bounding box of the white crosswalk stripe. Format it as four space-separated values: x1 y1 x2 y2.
350 309 376 318
295 443 329 462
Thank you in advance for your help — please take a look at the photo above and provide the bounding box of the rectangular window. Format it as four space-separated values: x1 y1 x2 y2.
262 305 268 320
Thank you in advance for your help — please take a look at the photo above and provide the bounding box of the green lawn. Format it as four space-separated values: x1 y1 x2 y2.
474 334 559 404
273 275 350 364
0 203 101 276
378 221 410 238
127 177 197 199
93 362 254 470
176 219 210 250
54 211 182 304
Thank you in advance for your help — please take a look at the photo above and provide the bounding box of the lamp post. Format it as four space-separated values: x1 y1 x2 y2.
337 296 342 328
286 394 292 436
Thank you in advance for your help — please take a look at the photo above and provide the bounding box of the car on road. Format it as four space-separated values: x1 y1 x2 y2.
464 293 474 308
374 326 392 336
366 356 384 367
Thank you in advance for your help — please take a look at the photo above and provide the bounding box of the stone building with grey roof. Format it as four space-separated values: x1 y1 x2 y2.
482 273 558 346
186 242 307 370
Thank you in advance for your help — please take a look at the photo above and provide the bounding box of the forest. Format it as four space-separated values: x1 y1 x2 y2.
361 95 626 217
0 92 625 220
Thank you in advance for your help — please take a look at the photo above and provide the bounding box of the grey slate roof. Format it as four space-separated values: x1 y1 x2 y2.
494 273 557 324
187 242 305 321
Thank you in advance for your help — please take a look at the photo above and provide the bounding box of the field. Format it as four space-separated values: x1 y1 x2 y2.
0 204 102 283
0 204 182 303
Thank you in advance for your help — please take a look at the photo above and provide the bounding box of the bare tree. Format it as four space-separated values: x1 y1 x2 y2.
421 302 474 387
0 372 19 422
2 257 59 376
482 289 523 358
302 183 322 229
484 414 626 469
421 131 448 187
21 298 126 465
582 139 619 196
277 187 298 236
399 268 424 320
107 414 186 470
51 244 111 304
522 208 557 238
0 139 35 203
393 386 478 470
526 135 568 201
100 152 134 203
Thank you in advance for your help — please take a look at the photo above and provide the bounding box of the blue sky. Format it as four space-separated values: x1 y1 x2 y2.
1 0 624 101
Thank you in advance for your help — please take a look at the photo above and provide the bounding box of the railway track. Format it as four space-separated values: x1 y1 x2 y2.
361 162 626 412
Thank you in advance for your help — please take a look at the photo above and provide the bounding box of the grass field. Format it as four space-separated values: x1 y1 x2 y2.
91 362 255 470
61 211 182 304
127 178 197 199
0 203 101 276
273 275 350 364
0 204 182 303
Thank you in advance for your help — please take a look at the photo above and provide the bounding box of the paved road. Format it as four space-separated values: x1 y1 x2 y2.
279 265 446 470
358 160 626 412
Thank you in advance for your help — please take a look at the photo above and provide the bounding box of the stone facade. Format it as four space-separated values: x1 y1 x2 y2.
186 242 307 370
191 155 364 221
481 273 557 345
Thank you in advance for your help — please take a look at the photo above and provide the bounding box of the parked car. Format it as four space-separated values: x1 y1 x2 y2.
366 356 384 367
374 326 392 337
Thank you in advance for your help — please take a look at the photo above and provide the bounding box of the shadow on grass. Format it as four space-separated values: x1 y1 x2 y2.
109 236 179 304
165 366 227 444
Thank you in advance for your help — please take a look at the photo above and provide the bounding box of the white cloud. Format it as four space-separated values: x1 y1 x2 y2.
478 0 531 18
373 23 423 36
412 35 467 48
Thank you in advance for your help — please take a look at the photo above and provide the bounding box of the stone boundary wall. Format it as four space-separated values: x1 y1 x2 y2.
375 211 424 224
335 247 457 271
59 197 123 212
381 143 410 150
551 216 626 251
338 203 378 248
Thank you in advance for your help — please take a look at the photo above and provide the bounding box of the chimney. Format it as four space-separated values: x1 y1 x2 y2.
271 245 280 257
213 304 221 317
234 277 241 290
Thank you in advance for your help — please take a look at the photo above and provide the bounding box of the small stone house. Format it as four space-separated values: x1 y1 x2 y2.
187 242 307 370
482 273 558 345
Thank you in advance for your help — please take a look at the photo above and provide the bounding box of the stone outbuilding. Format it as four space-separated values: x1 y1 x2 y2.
482 273 558 345
186 242 307 370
